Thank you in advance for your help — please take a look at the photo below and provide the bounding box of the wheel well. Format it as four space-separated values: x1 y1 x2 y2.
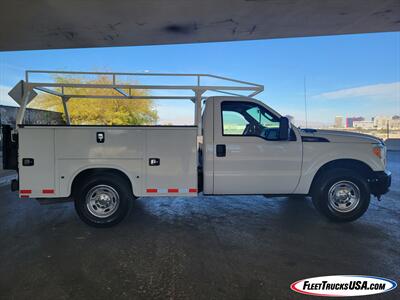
71 168 134 196
310 159 373 194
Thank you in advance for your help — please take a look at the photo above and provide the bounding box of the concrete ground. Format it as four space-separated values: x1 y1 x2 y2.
0 153 399 300
0 154 16 187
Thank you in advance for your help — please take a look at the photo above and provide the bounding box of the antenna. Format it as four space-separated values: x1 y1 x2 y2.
303 76 308 128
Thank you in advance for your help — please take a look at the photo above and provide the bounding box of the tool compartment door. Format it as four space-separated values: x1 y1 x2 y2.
145 127 198 196
18 128 55 197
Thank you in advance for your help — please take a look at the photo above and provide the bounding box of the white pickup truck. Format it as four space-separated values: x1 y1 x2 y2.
2 71 391 227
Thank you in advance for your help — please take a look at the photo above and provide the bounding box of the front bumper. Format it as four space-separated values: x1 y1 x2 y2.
368 170 391 197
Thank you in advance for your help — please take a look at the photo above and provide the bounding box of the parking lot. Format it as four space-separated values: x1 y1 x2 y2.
0 152 398 299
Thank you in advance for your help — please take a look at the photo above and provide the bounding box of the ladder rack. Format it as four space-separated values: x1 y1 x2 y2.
11 70 264 134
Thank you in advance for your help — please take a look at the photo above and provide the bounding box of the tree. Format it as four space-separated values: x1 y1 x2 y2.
29 75 158 125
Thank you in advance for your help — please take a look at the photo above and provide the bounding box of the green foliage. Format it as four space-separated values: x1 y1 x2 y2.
29 75 158 125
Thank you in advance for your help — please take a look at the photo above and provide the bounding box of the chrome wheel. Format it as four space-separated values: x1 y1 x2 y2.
328 180 360 213
85 185 120 218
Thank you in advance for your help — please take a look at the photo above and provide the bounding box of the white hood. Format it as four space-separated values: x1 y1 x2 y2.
300 129 382 144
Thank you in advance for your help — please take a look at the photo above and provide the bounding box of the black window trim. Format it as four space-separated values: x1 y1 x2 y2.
220 101 296 142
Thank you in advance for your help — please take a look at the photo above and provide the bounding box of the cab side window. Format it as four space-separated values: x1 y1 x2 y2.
222 110 248 135
221 101 281 140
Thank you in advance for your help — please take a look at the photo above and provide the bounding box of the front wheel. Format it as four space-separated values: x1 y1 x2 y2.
74 174 133 227
312 169 370 222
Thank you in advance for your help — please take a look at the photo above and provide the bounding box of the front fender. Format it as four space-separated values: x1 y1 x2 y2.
294 142 383 194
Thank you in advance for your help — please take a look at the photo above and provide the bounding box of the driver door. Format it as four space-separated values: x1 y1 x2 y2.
213 98 302 194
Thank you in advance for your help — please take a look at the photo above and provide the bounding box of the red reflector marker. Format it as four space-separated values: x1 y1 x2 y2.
20 190 32 194
189 188 197 193
146 188 158 193
168 188 179 193
42 189 54 194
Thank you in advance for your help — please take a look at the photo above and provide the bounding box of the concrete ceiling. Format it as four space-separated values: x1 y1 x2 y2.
1 0 399 51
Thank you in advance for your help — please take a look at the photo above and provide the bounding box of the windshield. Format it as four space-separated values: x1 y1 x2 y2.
246 106 280 128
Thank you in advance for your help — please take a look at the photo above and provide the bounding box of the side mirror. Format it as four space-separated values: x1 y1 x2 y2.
279 117 291 140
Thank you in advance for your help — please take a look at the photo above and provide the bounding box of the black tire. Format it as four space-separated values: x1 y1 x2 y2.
74 174 133 227
311 168 370 222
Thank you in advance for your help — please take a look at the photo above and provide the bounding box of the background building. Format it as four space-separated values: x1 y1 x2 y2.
334 116 344 128
346 117 364 128
353 120 374 129
389 116 400 130
374 116 391 129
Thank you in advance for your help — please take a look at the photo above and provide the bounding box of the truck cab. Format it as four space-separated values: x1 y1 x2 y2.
202 97 302 195
202 96 390 198
1 71 391 227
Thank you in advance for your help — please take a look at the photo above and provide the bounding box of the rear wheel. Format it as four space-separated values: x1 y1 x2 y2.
74 174 133 227
312 169 370 222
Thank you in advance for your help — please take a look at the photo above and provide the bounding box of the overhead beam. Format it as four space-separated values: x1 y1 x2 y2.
1 0 399 51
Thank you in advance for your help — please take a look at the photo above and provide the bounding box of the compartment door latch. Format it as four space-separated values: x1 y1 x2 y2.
96 132 105 143
149 158 160 166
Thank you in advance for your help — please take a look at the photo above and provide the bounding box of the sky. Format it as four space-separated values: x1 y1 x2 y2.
0 32 399 127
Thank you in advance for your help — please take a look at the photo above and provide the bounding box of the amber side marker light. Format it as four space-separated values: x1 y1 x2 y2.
372 146 382 159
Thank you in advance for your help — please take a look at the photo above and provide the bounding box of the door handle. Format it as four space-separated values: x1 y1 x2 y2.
216 144 226 157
